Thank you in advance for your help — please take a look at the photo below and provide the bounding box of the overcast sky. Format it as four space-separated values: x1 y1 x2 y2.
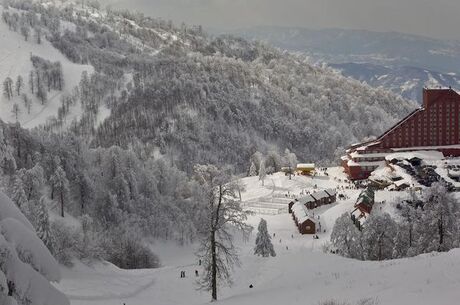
100 0 460 40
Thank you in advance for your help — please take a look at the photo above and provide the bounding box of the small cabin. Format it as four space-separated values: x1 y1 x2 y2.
297 163 315 176
298 217 316 234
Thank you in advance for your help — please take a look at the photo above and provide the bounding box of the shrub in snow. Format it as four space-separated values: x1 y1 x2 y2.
0 191 68 305
50 220 78 267
103 229 160 269
254 218 276 257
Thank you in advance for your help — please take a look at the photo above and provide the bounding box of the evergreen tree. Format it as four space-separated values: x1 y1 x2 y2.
10 175 28 213
254 218 276 257
36 197 53 251
50 163 70 217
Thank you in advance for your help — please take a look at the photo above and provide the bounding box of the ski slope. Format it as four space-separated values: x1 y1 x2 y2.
0 6 93 128
55 167 460 305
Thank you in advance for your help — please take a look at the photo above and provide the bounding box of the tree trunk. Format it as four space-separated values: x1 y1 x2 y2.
60 191 64 217
211 230 217 301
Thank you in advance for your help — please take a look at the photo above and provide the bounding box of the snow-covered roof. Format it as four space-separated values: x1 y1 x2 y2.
311 190 330 200
386 151 444 162
297 163 315 169
350 151 388 159
325 189 337 197
298 196 316 204
394 180 410 187
347 160 385 167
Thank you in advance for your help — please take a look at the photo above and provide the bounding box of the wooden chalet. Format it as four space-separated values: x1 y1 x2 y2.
291 202 317 234
288 189 337 213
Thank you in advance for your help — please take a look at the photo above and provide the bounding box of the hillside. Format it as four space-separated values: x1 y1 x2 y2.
0 6 93 128
0 1 417 173
329 63 460 102
227 26 460 103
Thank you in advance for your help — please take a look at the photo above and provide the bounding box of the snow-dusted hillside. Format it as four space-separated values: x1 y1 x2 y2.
0 6 93 127
55 168 460 305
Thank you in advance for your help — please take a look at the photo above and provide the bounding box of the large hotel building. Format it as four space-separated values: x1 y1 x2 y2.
342 88 460 180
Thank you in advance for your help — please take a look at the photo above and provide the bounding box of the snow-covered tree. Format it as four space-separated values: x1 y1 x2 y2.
254 218 276 257
415 182 459 253
22 93 32 114
284 148 297 180
10 175 28 213
0 191 69 305
18 164 44 201
35 197 53 251
362 213 397 261
0 125 16 176
393 203 420 258
50 163 69 218
248 161 257 177
331 213 363 259
195 164 252 301
259 160 266 186
3 77 13 100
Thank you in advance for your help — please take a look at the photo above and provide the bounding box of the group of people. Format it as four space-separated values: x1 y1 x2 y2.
180 260 201 278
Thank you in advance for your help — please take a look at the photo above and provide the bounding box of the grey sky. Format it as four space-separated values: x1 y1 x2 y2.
100 0 460 40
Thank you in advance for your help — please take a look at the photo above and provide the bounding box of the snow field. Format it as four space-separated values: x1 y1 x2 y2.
54 167 460 305
0 7 93 128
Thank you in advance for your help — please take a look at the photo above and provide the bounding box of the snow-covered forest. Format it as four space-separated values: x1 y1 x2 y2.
0 1 458 305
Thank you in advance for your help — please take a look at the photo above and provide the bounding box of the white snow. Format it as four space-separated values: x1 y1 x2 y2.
0 191 68 305
53 167 460 305
0 7 93 128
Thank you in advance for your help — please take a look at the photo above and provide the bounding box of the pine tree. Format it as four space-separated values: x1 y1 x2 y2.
50 163 69 218
254 218 276 257
36 197 53 251
10 175 28 213
259 160 266 186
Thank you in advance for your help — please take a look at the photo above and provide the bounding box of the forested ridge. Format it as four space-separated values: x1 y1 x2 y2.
0 0 416 271
2 0 417 172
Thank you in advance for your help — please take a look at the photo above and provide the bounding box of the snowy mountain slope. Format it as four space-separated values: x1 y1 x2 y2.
0 6 93 128
329 63 460 102
227 26 460 103
55 168 460 305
